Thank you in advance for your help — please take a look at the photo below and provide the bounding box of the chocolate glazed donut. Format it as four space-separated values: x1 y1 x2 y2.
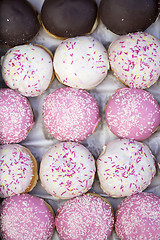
0 0 41 46
41 0 98 38
99 0 159 35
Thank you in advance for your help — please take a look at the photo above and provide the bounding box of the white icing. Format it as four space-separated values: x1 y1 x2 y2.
97 139 156 197
40 142 96 199
0 144 35 198
1 44 54 97
53 36 109 89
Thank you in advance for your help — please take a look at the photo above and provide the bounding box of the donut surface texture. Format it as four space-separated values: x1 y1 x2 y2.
40 142 96 199
109 32 160 89
97 138 156 197
100 0 159 35
41 0 98 38
115 192 160 239
54 36 109 89
43 87 101 142
105 88 160 141
0 144 38 198
0 194 55 240
1 44 54 97
55 193 114 240
0 0 40 46
0 88 34 144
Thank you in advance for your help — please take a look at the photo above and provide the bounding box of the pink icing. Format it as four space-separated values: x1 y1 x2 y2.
109 32 160 89
105 88 160 141
55 194 114 240
115 192 160 239
43 87 101 142
40 142 96 199
0 194 55 240
0 88 34 144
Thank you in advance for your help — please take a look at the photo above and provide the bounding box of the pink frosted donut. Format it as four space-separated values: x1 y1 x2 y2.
109 32 160 89
0 88 34 144
40 142 96 199
1 44 54 97
53 36 109 89
0 194 55 240
0 144 38 198
105 88 160 141
55 193 114 240
97 138 156 198
43 87 101 142
115 192 160 240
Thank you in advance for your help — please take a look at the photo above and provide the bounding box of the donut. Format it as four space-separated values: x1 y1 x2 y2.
97 138 156 198
0 88 34 144
99 0 159 35
42 87 101 142
115 192 160 239
55 193 114 240
108 32 160 89
40 142 96 199
105 88 160 141
0 194 55 240
0 144 38 198
0 0 41 47
1 44 54 97
53 36 109 89
41 0 98 39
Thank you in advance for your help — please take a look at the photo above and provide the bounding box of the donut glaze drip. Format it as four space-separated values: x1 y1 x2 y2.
0 194 55 240
55 194 114 240
41 0 98 38
0 0 41 46
0 88 34 144
99 0 159 35
115 192 160 239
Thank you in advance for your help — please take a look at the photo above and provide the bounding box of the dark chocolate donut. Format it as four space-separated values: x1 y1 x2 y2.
99 0 159 35
41 0 98 38
0 0 41 46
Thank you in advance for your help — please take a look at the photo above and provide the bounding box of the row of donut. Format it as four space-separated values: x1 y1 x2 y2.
1 191 160 239
0 139 157 200
1 86 160 145
1 32 160 97
1 0 159 47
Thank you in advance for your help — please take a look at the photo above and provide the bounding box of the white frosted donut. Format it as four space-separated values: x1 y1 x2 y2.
1 44 54 97
97 138 156 197
0 144 38 198
40 142 96 199
53 36 109 89
109 32 160 89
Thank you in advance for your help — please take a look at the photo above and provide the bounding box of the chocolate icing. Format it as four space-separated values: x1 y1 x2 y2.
0 0 41 46
99 0 159 35
41 0 98 38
